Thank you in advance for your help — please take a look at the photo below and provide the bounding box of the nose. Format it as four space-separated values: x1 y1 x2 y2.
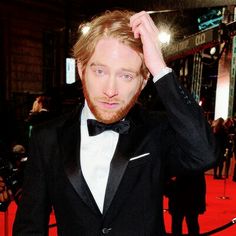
103 77 118 98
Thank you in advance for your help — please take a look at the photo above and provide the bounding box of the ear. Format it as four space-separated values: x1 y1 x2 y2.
77 62 83 80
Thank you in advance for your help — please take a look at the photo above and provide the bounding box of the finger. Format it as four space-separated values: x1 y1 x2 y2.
130 11 148 38
130 13 158 40
130 11 146 25
130 11 156 32
131 18 149 39
0 176 3 181
132 23 150 43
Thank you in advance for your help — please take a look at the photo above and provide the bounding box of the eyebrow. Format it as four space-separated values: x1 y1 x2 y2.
119 68 140 76
90 62 140 76
90 62 105 68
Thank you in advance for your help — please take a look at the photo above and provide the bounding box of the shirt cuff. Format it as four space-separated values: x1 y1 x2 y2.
152 67 172 83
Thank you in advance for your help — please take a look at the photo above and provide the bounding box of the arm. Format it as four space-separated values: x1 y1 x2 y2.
13 131 51 235
130 11 216 172
156 72 216 172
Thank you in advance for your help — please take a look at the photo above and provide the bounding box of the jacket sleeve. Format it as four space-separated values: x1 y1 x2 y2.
13 128 51 236
155 72 216 174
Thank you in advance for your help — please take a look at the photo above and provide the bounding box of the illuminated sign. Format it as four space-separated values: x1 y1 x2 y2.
163 28 220 60
66 58 76 84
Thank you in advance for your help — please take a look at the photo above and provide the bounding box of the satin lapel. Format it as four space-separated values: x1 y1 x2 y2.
103 113 145 215
103 135 130 214
58 107 101 215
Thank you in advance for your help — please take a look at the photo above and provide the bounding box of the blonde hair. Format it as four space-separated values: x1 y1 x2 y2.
73 10 149 79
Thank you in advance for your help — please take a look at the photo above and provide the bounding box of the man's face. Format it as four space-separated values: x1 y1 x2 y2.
78 37 147 124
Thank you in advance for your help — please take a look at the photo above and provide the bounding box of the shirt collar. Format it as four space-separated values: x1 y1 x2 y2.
81 100 96 125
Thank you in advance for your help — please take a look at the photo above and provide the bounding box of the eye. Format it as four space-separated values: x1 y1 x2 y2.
96 68 105 76
120 73 133 81
91 65 108 77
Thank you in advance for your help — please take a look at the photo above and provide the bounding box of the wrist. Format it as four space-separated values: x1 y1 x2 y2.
152 67 172 83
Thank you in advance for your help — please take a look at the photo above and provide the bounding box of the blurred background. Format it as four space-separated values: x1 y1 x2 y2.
0 1 236 235
0 0 235 148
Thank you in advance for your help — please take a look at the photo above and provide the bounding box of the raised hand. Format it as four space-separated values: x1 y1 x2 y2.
130 11 167 76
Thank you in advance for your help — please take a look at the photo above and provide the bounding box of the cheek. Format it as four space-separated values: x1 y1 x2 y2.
122 85 140 102
86 77 103 96
84 71 95 91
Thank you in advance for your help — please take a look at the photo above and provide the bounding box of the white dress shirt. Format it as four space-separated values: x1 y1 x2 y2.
80 102 119 213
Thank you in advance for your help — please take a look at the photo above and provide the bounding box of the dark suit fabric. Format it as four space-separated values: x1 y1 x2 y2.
166 173 206 235
13 72 216 236
25 110 53 126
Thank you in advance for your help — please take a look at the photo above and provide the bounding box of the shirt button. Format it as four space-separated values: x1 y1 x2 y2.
102 227 112 234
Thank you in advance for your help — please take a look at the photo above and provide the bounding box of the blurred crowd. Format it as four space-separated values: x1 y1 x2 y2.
0 94 57 211
210 116 236 181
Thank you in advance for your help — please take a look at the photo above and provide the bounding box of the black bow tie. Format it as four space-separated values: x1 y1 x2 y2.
87 119 130 136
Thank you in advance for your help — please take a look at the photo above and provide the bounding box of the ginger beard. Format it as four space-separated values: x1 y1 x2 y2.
82 77 143 124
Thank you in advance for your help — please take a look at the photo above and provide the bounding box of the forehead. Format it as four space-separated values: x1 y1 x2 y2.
89 37 142 71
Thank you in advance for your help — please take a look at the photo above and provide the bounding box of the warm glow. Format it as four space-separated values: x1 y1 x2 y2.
158 31 171 44
210 47 216 55
214 72 230 120
214 41 232 120
66 58 76 84
81 25 90 35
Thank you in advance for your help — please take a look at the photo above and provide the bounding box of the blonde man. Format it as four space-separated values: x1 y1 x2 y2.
13 10 215 236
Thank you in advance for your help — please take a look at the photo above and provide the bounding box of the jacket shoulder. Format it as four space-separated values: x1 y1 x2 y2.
31 105 82 136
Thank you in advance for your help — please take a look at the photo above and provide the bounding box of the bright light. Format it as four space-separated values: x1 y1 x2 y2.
158 31 171 44
66 58 76 84
214 68 230 120
210 47 216 55
81 25 90 35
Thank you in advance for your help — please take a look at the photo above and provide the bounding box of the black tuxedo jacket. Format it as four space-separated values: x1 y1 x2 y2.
13 72 216 236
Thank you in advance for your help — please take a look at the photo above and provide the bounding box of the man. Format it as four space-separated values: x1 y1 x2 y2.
25 95 53 137
166 173 206 235
13 10 216 236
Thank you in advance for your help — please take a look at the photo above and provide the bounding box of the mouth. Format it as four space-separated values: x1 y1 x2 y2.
98 100 120 110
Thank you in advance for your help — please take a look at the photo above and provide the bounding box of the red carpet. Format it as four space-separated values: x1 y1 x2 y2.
163 174 236 235
0 174 236 236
